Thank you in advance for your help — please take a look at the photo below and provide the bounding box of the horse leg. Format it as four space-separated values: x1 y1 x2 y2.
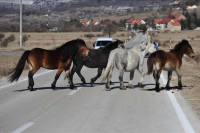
105 65 114 91
28 71 34 91
166 71 172 90
90 67 103 87
119 70 126 90
75 64 86 84
65 69 76 90
105 70 112 91
154 69 161 92
51 68 63 90
28 66 39 91
128 71 134 88
67 65 76 89
175 69 182 89
137 66 145 88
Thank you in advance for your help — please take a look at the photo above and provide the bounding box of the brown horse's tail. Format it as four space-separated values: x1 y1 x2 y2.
8 51 30 82
147 52 156 75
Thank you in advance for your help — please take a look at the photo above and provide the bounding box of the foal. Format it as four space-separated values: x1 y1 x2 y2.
147 39 195 92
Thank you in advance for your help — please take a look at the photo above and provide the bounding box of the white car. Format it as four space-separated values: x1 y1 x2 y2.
93 37 113 49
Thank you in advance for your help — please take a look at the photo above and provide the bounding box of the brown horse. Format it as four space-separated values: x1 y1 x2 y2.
8 39 89 91
147 39 195 92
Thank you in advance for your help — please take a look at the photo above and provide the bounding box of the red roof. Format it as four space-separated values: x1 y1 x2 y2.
81 20 89 26
132 19 141 25
126 18 134 23
170 21 181 26
91 21 97 25
158 19 172 24
154 19 161 24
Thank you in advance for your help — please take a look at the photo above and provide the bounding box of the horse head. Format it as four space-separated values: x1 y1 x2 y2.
115 39 125 48
181 40 195 58
78 45 90 56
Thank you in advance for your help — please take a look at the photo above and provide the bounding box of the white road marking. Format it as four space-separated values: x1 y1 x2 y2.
160 73 195 133
0 70 53 90
12 122 34 133
68 87 82 96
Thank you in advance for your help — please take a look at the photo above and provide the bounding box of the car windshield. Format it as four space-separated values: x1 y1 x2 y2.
96 41 112 47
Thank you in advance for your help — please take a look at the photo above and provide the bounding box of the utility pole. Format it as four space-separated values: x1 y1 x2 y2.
20 0 22 49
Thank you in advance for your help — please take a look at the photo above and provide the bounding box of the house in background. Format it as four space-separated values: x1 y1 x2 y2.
157 18 172 31
125 18 145 30
153 13 184 31
90 20 99 26
153 19 164 30
80 20 99 27
80 20 90 27
167 20 181 31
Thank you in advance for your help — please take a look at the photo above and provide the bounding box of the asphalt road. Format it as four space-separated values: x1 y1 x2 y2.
0 33 200 133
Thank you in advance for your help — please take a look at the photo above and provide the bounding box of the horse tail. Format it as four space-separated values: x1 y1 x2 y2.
147 52 156 75
102 52 115 82
8 51 30 82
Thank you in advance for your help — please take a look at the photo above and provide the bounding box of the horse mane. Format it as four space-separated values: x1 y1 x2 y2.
170 39 191 52
102 40 122 53
55 39 86 62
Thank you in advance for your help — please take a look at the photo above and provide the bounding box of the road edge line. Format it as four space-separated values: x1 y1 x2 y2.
12 122 34 133
160 73 195 133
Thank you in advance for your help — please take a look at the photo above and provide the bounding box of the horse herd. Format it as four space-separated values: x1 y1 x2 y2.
8 35 195 92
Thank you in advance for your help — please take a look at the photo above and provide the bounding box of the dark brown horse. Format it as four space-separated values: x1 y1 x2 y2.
8 39 89 91
147 39 195 92
68 40 124 88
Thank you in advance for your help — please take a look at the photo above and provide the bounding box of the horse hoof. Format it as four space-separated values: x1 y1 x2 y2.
120 87 126 90
156 89 160 92
82 79 86 84
90 83 94 87
70 85 76 90
90 81 94 87
128 85 134 88
177 86 182 90
110 81 114 85
30 88 36 91
28 86 35 91
138 82 143 88
165 86 170 90
106 88 111 91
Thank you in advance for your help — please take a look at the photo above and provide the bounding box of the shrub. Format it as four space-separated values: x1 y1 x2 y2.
0 33 5 41
84 34 95 42
7 34 15 42
96 34 103 37
194 53 200 63
0 34 15 47
22 35 29 44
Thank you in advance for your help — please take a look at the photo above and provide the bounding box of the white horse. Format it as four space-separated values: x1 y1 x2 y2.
102 36 155 91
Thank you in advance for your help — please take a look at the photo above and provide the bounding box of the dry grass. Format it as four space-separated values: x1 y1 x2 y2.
150 30 200 118
0 32 130 51
0 56 20 78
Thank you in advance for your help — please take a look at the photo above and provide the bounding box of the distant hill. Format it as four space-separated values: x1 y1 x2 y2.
0 0 177 5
